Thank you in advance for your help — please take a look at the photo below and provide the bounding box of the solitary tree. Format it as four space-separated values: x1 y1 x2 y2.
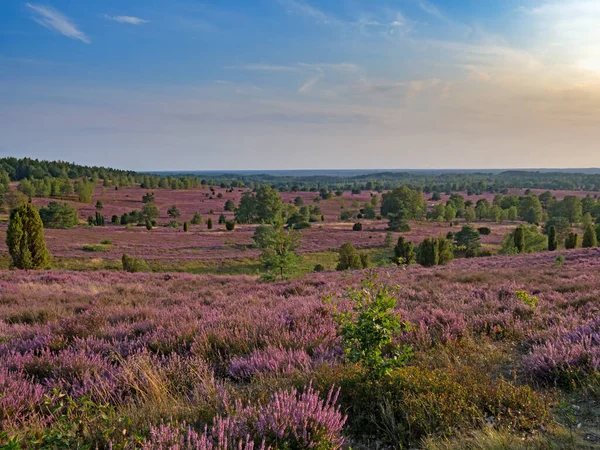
190 212 203 225
167 205 181 219
207 218 213 229
6 203 50 269
548 225 558 251
582 223 598 248
260 221 302 280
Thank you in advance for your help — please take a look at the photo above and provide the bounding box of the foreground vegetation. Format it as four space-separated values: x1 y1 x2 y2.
1 251 600 448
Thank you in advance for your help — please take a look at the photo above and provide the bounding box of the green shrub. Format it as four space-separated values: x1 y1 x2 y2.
417 238 439 267
515 290 539 308
336 243 363 271
190 212 203 225
225 221 235 231
437 237 454 265
582 223 598 248
548 225 558 251
329 276 413 378
313 264 325 272
207 218 213 229
477 227 491 235
392 236 416 265
353 222 363 231
121 253 150 273
565 232 578 249
100 239 112 245
82 244 106 252
183 222 189 232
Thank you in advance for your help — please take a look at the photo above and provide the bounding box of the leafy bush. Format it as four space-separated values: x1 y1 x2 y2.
336 243 363 271
500 225 547 254
100 240 112 245
329 276 413 378
477 227 491 235
225 221 235 231
352 222 363 231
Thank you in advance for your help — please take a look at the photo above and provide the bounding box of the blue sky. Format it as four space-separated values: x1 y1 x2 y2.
1 0 600 170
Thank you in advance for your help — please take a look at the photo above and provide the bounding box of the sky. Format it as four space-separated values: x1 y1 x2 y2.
1 0 600 171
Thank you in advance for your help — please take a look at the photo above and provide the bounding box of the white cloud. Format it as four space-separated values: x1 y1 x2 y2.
417 0 445 20
298 69 324 93
276 0 335 24
26 3 89 43
104 15 149 25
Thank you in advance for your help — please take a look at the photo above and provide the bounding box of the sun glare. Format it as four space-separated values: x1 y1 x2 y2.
578 57 600 74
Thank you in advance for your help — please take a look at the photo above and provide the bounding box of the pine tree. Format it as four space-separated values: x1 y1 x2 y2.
514 226 525 253
582 224 598 248
6 203 50 269
548 225 558 251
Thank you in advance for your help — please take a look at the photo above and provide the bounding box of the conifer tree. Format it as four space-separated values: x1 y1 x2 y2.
417 238 439 267
565 232 578 249
514 226 525 253
548 225 558 251
582 223 598 248
6 203 50 269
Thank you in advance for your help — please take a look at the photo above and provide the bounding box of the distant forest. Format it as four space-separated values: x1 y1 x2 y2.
2 157 600 194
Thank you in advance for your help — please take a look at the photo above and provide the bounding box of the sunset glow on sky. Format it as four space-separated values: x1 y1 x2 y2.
1 0 600 170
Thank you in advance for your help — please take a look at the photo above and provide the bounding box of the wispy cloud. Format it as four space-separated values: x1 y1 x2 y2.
276 0 335 24
104 15 149 25
276 0 410 36
298 68 324 93
25 3 90 43
417 0 445 21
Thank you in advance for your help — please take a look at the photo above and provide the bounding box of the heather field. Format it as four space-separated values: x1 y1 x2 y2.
0 183 521 273
1 249 600 448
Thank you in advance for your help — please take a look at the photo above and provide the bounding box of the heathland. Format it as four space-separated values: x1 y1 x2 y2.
0 158 599 449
